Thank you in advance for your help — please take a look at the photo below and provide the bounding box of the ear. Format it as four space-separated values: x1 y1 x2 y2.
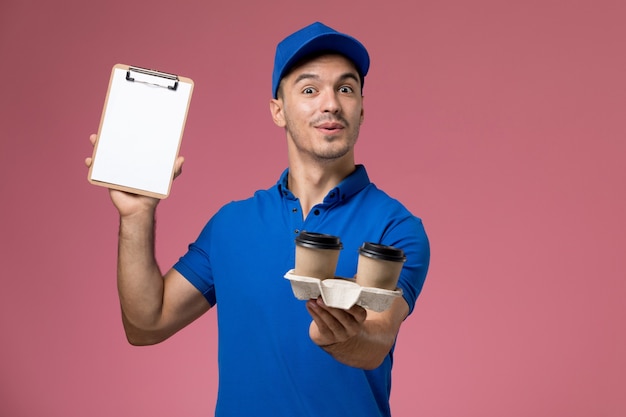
270 98 286 128
360 95 365 125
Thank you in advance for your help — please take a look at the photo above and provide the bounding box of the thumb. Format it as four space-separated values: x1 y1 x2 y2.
173 156 185 179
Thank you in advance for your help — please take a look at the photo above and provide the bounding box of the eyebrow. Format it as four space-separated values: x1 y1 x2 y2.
293 72 361 86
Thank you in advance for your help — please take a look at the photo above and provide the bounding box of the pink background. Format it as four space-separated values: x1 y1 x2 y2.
1 1 624 416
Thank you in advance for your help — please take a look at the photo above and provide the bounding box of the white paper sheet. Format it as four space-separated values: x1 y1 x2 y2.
90 66 192 197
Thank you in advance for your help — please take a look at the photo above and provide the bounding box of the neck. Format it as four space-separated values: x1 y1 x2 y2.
287 159 355 218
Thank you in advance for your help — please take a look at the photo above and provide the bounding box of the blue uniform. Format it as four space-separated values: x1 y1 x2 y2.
174 165 430 417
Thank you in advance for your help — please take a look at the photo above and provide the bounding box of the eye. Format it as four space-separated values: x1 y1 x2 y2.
339 86 354 93
302 87 317 95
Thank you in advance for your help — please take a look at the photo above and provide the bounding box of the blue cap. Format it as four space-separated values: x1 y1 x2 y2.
272 22 370 98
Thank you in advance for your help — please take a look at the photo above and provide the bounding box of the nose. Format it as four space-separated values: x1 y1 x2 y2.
320 89 341 114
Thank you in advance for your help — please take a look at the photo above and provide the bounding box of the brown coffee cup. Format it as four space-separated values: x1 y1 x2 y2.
355 243 406 290
294 231 343 280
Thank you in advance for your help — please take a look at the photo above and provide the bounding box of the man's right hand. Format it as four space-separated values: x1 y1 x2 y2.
84 133 185 217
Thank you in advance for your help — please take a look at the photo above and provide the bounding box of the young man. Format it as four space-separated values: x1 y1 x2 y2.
87 21 429 417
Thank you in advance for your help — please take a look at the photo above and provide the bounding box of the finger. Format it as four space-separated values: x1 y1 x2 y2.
306 299 341 335
306 301 329 331
307 302 346 345
316 298 365 337
317 297 366 324
308 299 354 340
345 303 367 323
86 134 98 167
173 156 185 179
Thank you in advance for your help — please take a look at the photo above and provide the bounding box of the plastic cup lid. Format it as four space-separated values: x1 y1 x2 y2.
295 231 343 250
358 242 406 262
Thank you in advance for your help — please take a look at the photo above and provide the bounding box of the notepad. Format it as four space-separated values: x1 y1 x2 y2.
88 64 194 198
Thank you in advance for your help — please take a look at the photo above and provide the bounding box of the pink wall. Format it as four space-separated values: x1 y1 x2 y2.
1 1 624 416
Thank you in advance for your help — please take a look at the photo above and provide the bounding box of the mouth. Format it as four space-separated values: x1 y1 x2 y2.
315 122 344 134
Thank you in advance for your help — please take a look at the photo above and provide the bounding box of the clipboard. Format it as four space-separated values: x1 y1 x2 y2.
88 64 194 198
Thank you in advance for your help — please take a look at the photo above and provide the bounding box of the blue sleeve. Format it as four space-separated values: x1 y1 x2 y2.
173 217 217 307
384 215 430 316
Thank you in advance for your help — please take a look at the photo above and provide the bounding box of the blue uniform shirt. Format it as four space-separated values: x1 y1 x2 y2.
174 165 430 417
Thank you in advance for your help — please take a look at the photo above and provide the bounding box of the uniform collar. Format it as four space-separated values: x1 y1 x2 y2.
277 164 370 203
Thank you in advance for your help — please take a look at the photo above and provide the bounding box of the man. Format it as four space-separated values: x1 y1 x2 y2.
86 21 429 417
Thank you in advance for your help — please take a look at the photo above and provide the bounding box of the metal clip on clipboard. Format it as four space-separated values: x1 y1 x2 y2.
125 66 179 91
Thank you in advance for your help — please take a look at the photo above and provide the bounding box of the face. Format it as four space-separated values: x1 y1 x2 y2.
271 54 364 164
